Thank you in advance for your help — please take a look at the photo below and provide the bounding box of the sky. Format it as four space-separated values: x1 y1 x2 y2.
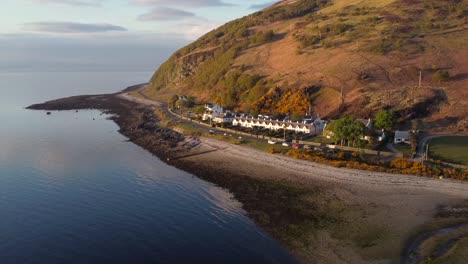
0 0 277 72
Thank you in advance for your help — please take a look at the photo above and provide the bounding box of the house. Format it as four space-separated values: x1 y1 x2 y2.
357 118 373 130
394 130 410 144
202 102 224 121
204 103 223 114
313 116 326 133
378 129 386 142
232 117 316 134
212 113 234 124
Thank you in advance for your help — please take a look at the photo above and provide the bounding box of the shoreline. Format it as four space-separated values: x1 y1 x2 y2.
27 91 468 264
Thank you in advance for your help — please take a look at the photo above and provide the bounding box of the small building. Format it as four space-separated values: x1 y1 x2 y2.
378 130 386 142
357 118 373 130
212 113 234 124
204 103 223 114
202 102 224 121
394 130 410 144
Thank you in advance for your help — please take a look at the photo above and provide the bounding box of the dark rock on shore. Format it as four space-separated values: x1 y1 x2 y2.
27 94 185 160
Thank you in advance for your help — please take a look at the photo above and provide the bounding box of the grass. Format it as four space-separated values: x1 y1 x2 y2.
394 143 413 156
429 237 468 264
306 135 333 144
129 91 146 100
429 137 468 166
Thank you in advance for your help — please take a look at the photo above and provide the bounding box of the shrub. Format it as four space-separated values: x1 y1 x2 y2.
433 70 450 83
268 147 282 154
337 151 346 160
391 158 412 169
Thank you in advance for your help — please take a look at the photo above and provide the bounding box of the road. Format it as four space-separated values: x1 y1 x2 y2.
118 89 268 143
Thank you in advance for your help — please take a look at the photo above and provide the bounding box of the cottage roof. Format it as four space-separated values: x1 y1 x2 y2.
395 130 409 139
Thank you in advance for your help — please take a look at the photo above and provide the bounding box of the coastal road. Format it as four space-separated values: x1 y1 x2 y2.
117 88 267 143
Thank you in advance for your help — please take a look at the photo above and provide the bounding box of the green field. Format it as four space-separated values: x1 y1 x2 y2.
429 137 468 166
394 143 413 156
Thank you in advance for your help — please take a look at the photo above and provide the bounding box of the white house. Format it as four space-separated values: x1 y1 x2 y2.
232 117 316 135
394 130 410 144
204 103 223 114
212 113 234 124
202 102 224 121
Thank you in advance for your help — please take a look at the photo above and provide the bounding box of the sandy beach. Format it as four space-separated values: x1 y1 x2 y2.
172 136 468 263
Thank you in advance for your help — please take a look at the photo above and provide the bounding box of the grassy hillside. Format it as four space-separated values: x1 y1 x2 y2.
144 0 468 132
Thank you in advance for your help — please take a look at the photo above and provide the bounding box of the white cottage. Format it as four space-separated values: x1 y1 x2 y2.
232 117 316 134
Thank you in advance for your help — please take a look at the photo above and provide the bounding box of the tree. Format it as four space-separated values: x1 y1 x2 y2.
193 105 205 115
409 131 418 153
187 96 196 108
374 110 395 130
250 109 259 118
169 95 179 109
291 111 302 122
330 116 365 146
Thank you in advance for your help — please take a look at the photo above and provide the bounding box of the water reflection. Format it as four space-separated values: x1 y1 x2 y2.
0 72 296 264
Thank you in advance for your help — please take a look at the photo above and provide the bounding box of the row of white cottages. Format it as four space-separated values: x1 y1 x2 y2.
232 117 325 135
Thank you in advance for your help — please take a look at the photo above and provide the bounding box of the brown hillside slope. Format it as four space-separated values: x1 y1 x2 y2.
145 0 468 133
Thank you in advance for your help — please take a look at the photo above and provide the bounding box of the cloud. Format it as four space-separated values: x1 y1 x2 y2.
249 1 277 10
138 7 196 21
30 0 104 6
132 0 233 7
22 22 127 33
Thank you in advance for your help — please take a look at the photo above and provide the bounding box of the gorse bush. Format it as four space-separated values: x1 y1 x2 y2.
433 70 450 83
285 150 468 180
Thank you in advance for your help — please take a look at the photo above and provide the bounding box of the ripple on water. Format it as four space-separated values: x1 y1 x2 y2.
0 72 297 264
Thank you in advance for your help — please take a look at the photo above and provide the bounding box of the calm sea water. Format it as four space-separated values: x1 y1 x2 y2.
0 72 296 264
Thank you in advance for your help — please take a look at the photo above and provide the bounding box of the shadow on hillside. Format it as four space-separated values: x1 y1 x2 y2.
451 73 468 81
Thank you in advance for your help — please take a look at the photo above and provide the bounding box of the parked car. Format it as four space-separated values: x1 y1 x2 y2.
314 147 324 152
292 143 300 149
326 148 338 154
268 139 277 144
209 129 214 134
303 145 311 149
282 142 290 147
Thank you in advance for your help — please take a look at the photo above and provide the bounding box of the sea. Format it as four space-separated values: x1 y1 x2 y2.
0 71 296 264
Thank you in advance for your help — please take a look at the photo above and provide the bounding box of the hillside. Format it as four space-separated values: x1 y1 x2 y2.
144 0 468 133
